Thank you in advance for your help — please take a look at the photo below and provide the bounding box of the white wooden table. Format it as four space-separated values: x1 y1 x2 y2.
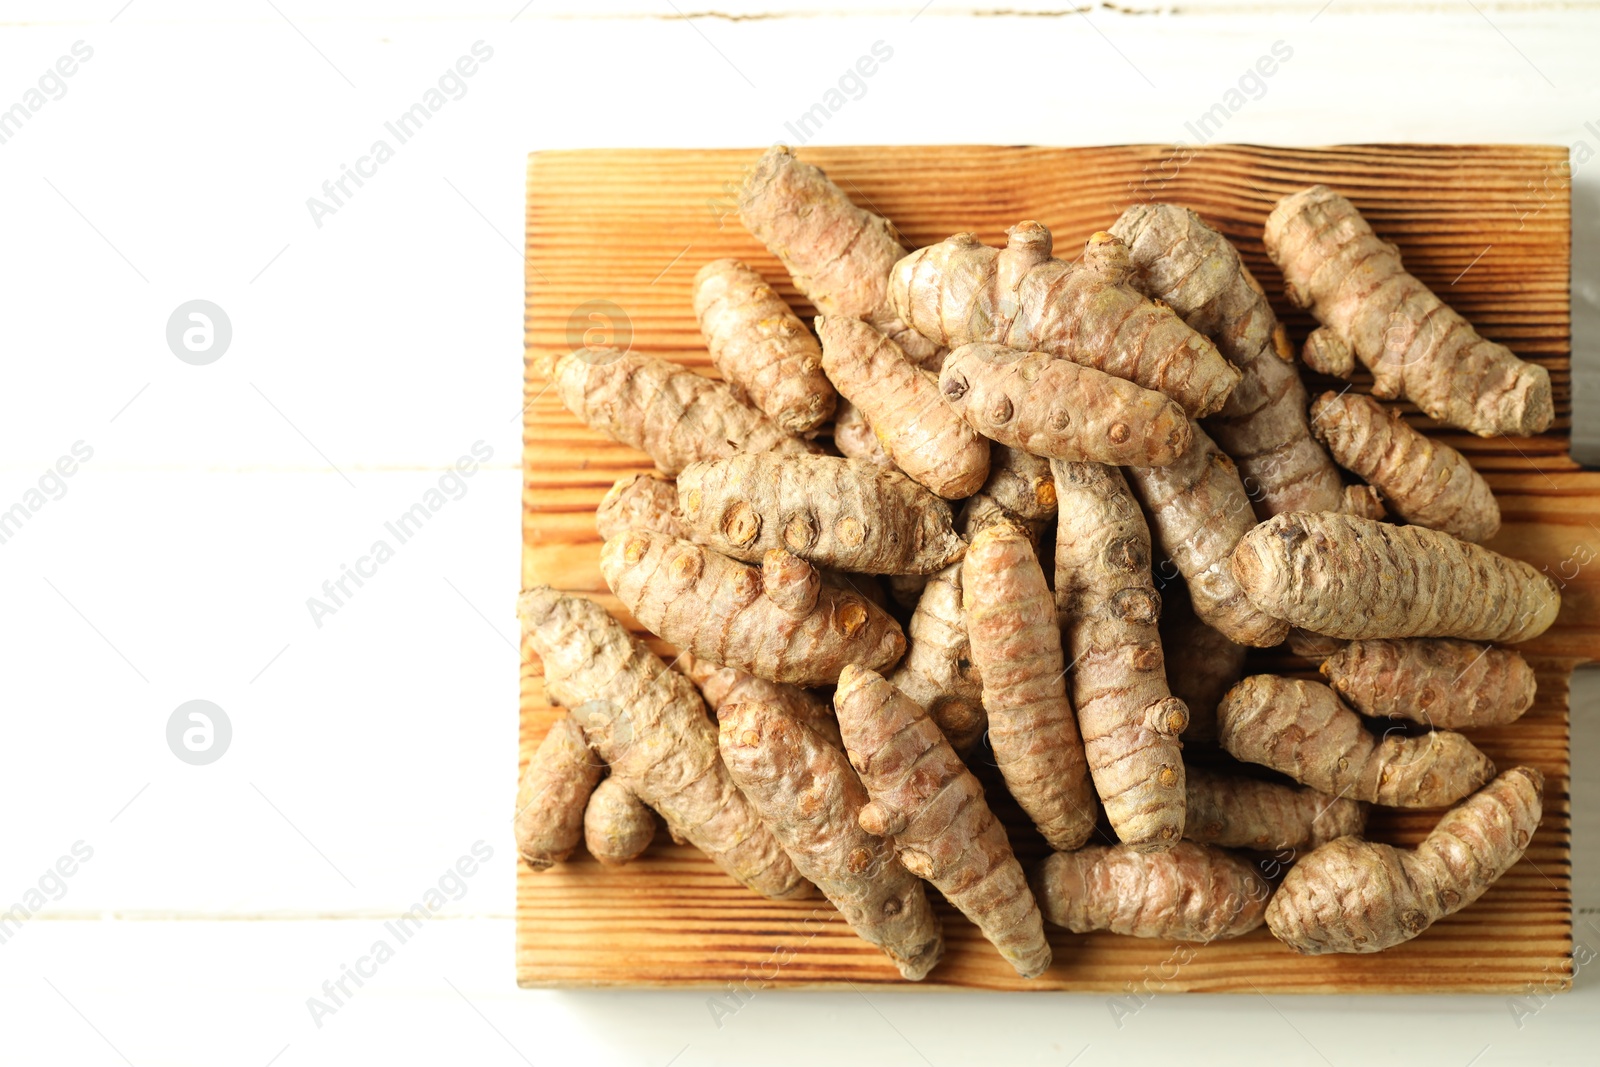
0 2 1595 1063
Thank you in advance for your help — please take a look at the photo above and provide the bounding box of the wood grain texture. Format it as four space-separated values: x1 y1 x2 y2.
520 145 1582 992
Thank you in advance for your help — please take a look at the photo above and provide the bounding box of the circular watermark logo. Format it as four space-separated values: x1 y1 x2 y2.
166 300 232 365
565 300 631 365
166 700 232 765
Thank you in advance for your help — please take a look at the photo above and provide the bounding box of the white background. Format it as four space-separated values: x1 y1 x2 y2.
0 1 1596 1064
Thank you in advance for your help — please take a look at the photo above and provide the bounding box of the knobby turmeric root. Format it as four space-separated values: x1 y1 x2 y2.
596 472 685 542
963 524 1099 852
1320 638 1536 729
1217 675 1496 808
518 587 807 898
1184 767 1367 852
693 258 836 434
677 453 966 575
552 349 812 475
583 776 657 867
938 342 1192 466
886 492 1045 747
679 651 843 750
958 487 1048 545
738 145 942 367
719 702 946 980
886 560 986 754
834 666 1052 979
1264 185 1553 438
1267 766 1544 954
598 478 892 617
1051 460 1188 849
889 222 1240 418
1111 202 1348 518
1157 586 1246 745
980 445 1058 522
817 315 990 499
514 713 603 870
1343 484 1389 520
1231 512 1559 643
830 398 894 469
1301 326 1356 378
1310 390 1500 544
1127 423 1290 647
1032 842 1269 941
601 531 904 686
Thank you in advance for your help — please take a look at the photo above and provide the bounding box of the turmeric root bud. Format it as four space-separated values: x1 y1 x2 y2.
518 587 808 898
1127 423 1290 648
601 531 904 686
1032 843 1270 941
886 560 986 754
1111 202 1349 518
1310 390 1500 544
738 145 941 366
552 349 812 475
1052 459 1188 850
890 222 1241 418
980 445 1058 522
677 453 966 575
693 258 836 434
762 548 821 616
1303 327 1355 379
938 343 1192 466
817 315 990 500
1231 512 1559 643
834 667 1052 979
1320 638 1537 729
1265 185 1552 437
514 714 603 870
596 472 684 541
718 702 945 980
583 777 657 867
1184 767 1367 852
1267 767 1544 954
831 398 894 469
963 523 1098 852
1217 675 1496 808
680 651 843 750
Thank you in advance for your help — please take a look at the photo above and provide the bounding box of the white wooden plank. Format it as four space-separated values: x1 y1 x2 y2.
12 1 1600 20
0 470 522 915
0 919 1595 1066
0 11 1596 470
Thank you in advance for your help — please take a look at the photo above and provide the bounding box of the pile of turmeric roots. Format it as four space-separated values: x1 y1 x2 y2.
516 146 1557 979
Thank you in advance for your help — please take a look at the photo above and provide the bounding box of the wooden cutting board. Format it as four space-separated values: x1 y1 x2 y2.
519 145 1586 993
